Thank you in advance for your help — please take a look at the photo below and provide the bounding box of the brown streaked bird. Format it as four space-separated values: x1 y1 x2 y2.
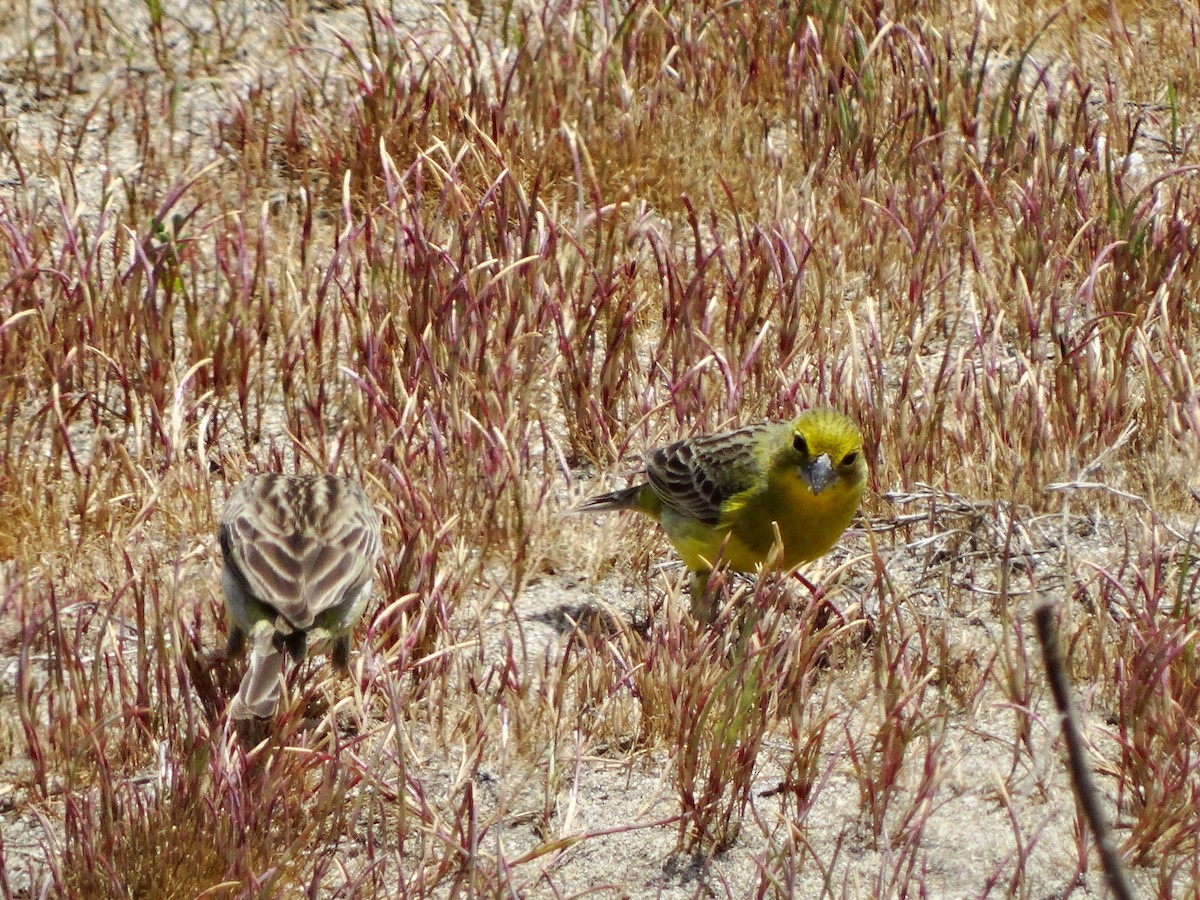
219 473 382 719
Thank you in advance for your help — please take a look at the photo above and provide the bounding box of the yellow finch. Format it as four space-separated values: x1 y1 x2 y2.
219 474 382 719
576 409 867 617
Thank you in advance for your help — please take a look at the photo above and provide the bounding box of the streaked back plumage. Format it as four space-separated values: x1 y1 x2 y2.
218 473 381 718
220 474 380 630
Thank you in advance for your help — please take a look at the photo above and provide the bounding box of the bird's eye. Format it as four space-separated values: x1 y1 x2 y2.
793 433 809 456
842 451 858 467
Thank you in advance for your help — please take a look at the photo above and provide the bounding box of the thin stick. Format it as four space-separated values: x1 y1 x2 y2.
1034 600 1134 900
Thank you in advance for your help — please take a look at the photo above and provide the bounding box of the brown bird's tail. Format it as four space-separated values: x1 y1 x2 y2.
231 641 286 719
571 484 645 513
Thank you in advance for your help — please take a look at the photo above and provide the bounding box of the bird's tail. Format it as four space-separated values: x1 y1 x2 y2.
570 484 645 513
230 647 285 719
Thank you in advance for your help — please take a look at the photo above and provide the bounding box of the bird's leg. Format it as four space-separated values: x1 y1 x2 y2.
205 624 245 665
331 635 351 673
688 568 717 626
225 625 246 658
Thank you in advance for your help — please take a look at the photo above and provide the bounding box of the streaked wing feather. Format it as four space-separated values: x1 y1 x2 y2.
221 475 381 629
645 425 769 525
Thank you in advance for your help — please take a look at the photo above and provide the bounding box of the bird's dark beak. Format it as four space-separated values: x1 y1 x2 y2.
801 454 835 495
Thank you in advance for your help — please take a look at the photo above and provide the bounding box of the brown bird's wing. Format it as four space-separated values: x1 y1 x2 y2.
644 424 772 526
220 475 381 630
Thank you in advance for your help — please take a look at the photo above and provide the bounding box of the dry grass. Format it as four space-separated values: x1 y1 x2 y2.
2 0 1200 895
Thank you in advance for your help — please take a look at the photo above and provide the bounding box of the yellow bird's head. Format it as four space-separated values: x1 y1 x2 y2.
789 409 868 498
